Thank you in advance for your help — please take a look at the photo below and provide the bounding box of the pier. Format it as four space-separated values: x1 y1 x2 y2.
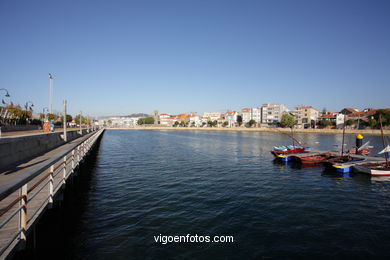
0 128 105 259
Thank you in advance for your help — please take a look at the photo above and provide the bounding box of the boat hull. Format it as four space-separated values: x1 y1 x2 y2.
352 163 390 176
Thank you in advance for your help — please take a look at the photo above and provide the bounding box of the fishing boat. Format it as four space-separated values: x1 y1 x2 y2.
352 162 390 176
291 152 333 165
352 115 390 176
323 155 366 173
322 116 366 172
271 129 310 160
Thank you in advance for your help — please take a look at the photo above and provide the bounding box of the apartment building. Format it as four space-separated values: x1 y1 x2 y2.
241 107 261 124
294 106 319 128
261 104 287 125
203 112 222 121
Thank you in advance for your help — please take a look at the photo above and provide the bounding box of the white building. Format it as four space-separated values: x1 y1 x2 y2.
241 107 261 125
251 107 261 124
108 117 139 127
241 108 251 123
261 104 287 125
203 112 222 121
159 113 171 126
225 111 238 127
187 114 201 127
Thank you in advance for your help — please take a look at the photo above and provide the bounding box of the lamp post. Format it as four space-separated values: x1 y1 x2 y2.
49 73 53 114
0 88 10 106
24 101 34 124
79 111 82 134
42 107 49 122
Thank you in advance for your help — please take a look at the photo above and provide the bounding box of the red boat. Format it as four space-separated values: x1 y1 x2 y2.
291 152 333 165
271 147 306 157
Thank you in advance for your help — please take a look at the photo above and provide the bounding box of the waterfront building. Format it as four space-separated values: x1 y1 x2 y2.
159 113 171 126
241 108 251 123
203 112 222 121
187 114 201 127
109 116 139 127
340 108 359 115
260 103 287 125
224 111 238 127
251 107 261 125
294 106 319 129
241 107 261 126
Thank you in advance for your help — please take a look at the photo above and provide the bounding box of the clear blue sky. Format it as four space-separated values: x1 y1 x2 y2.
1 0 389 117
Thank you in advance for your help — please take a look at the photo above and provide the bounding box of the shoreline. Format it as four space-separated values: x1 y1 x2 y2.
106 127 390 136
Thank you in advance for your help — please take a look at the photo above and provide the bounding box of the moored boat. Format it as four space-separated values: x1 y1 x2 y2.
352 115 390 176
322 155 365 173
352 162 390 176
291 152 333 165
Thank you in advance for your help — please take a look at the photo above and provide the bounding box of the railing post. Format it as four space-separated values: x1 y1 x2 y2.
62 155 67 186
19 184 28 244
71 150 75 172
48 165 54 209
77 146 80 165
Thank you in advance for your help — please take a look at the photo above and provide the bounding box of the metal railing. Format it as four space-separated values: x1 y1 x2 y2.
0 128 104 258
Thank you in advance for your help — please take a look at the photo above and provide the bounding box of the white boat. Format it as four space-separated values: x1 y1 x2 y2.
352 163 390 176
352 115 390 176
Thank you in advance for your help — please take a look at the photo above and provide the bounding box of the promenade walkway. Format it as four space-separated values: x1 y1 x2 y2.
0 129 104 258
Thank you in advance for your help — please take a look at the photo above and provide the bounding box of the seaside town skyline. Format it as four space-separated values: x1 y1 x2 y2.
1 0 389 117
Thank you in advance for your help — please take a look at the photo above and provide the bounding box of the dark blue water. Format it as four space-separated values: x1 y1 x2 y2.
34 130 390 259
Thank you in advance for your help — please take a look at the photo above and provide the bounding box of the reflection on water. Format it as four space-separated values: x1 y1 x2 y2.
29 130 390 259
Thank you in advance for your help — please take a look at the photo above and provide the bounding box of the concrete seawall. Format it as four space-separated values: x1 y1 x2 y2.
0 129 91 171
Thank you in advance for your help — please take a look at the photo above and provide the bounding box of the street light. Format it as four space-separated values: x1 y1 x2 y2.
43 107 49 122
24 101 34 124
0 88 11 106
49 73 54 114
0 88 10 97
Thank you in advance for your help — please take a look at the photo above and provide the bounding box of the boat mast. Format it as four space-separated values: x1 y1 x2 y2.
291 127 295 147
379 114 389 167
341 115 346 156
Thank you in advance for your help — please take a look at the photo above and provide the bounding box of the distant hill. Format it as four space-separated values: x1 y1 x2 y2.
127 113 150 118
99 113 150 119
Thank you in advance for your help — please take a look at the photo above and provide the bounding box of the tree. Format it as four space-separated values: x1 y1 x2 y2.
368 119 377 129
202 122 206 127
223 121 229 127
212 120 218 127
107 120 112 125
47 113 58 122
6 104 24 119
374 109 390 126
173 121 179 127
38 113 45 120
66 114 73 122
310 120 316 128
280 113 296 128
75 114 88 125
137 116 154 125
317 119 332 127
207 121 213 127
191 121 196 127
248 120 256 127
59 114 73 123
346 119 355 126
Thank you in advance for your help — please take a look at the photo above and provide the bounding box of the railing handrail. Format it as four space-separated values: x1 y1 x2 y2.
0 129 103 201
0 128 104 258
